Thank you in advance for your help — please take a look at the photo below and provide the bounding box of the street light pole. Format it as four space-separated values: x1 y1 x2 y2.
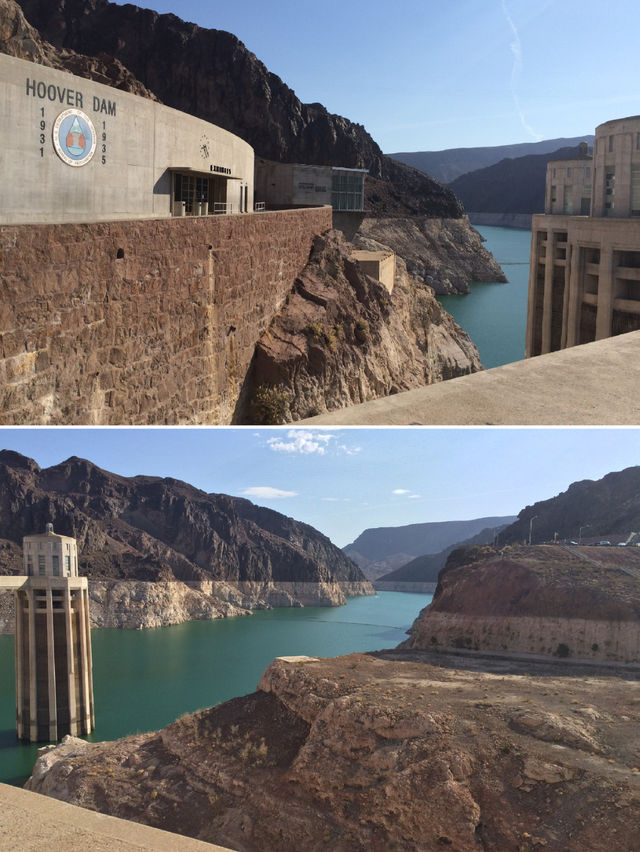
579 524 590 545
528 515 538 545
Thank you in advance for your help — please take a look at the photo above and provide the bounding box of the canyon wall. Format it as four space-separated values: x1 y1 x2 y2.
0 208 331 424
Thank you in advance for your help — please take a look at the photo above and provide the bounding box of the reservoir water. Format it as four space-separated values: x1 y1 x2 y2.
438 225 532 369
0 591 431 785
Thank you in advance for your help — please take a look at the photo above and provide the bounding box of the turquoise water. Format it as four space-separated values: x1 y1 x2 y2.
0 591 431 785
439 225 532 369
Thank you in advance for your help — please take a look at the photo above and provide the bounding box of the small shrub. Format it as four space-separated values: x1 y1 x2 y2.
304 320 323 338
250 384 291 424
354 317 369 344
591 643 599 652
555 642 571 658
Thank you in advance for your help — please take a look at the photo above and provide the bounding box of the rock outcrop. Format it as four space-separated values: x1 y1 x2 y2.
0 0 157 98
403 544 640 661
25 652 640 851
240 230 482 423
0 450 373 631
355 217 507 294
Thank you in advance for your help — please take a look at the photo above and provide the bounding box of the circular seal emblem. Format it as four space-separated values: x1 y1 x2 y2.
52 109 97 167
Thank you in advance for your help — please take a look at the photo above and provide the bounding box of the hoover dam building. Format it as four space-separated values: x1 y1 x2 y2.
526 116 640 356
0 53 254 224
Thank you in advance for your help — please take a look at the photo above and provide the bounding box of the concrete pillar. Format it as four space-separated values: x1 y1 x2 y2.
561 243 573 349
565 245 583 348
46 588 57 741
27 588 37 742
64 585 77 734
541 232 555 354
596 245 615 340
14 591 23 740
525 227 541 357
77 588 93 734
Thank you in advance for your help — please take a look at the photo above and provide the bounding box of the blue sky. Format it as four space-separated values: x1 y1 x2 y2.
110 0 640 152
2 427 640 547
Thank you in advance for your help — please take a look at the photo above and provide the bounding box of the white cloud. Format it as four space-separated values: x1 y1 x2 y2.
409 494 421 499
321 497 351 502
393 488 411 495
338 444 362 456
267 430 335 455
242 486 298 499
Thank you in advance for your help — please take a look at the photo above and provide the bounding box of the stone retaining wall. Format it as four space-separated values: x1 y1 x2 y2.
0 207 332 424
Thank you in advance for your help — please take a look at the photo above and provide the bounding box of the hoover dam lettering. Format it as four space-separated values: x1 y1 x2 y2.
25 76 117 115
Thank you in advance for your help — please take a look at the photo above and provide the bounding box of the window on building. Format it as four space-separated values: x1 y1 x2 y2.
52 554 60 576
609 135 615 152
331 170 365 211
64 555 71 574
174 173 212 215
26 556 33 574
567 168 572 177
563 187 573 215
38 555 45 575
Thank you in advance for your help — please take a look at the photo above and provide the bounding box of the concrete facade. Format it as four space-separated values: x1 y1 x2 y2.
0 783 233 852
255 158 366 211
0 525 95 742
1 53 254 224
527 116 640 356
302 330 640 425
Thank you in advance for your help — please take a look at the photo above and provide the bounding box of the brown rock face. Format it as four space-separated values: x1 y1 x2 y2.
503 465 640 545
403 544 640 661
0 451 372 616
0 0 158 98
25 653 640 851
240 230 482 422
14 0 462 217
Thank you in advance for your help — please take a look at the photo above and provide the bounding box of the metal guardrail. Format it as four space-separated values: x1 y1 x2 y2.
213 202 234 214
254 201 266 212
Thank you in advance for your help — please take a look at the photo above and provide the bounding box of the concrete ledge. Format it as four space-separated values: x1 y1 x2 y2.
0 783 233 851
302 331 640 425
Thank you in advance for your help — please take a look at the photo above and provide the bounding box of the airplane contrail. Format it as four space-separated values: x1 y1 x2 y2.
501 0 542 141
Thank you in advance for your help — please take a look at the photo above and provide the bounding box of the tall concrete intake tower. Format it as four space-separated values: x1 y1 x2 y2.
12 524 95 742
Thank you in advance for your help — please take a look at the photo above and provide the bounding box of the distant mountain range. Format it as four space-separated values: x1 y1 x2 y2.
448 145 590 216
389 136 594 185
343 516 516 581
374 523 512 584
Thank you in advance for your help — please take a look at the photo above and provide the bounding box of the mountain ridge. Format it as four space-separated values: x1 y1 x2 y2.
390 135 595 184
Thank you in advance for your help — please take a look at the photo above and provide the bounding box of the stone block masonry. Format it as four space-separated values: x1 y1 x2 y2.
0 207 332 424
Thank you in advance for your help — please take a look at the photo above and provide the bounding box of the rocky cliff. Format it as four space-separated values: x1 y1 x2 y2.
0 450 373 630
355 217 507 294
0 0 158 98
239 230 482 423
403 544 640 662
502 465 640 545
25 652 640 851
